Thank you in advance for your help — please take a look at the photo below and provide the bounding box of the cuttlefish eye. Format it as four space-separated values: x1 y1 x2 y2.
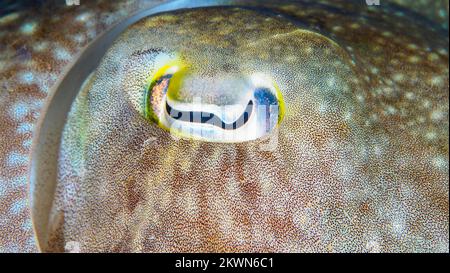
144 62 285 142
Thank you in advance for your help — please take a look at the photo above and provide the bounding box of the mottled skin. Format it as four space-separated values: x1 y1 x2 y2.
48 2 449 252
0 0 448 252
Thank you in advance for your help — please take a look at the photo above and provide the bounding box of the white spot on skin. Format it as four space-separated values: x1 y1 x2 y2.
385 105 397 115
10 199 27 214
6 152 28 167
33 41 49 52
293 208 310 230
22 138 33 149
35 73 58 94
2 175 27 190
432 156 448 171
437 48 448 56
356 94 365 103
22 218 32 231
393 73 405 82
72 34 86 44
87 29 97 40
318 102 329 114
0 176 12 197
0 60 7 72
366 240 381 253
417 116 426 123
214 197 235 238
181 188 198 218
16 122 33 134
422 100 432 109
9 101 30 121
425 131 437 141
20 21 37 35
54 47 72 61
429 76 445 87
332 26 343 32
373 145 383 157
407 44 418 50
392 217 406 238
408 56 421 63
18 71 34 85
303 47 313 55
430 109 445 122
343 112 353 121
428 53 440 62
335 160 356 182
405 92 415 100
370 67 379 75
284 55 297 62
326 77 336 87
75 12 93 23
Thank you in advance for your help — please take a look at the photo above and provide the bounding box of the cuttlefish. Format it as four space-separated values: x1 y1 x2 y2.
0 0 448 252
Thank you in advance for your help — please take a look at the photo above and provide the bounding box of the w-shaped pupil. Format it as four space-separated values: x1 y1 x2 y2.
166 100 254 130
